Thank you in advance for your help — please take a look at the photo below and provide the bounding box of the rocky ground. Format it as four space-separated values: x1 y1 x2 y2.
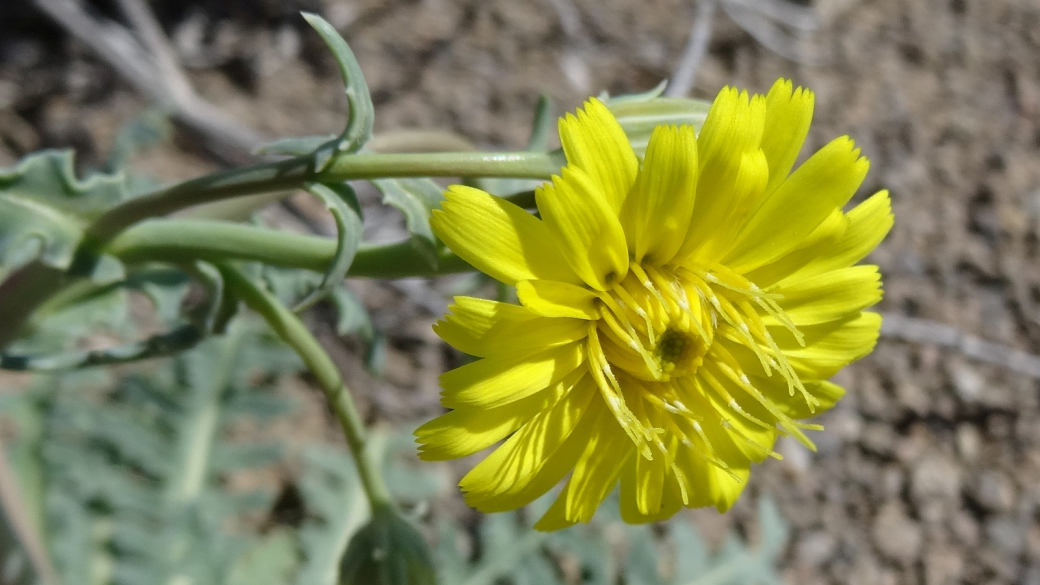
3 0 1040 583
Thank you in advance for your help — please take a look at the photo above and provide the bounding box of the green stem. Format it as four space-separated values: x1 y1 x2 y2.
105 219 473 278
219 262 393 512
87 151 560 245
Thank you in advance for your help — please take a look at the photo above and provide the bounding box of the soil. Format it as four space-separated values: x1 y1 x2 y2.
3 0 1040 584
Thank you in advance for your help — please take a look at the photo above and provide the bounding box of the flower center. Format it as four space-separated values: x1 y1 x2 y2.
585 261 820 460
595 264 714 382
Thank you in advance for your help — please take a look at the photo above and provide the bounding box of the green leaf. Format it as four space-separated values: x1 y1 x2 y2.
604 90 711 157
123 268 191 324
598 79 668 104
0 150 131 273
296 445 369 585
526 94 554 152
4 318 300 585
227 529 301 585
370 178 443 268
210 443 284 473
330 285 373 339
294 183 363 312
106 107 172 172
302 13 374 169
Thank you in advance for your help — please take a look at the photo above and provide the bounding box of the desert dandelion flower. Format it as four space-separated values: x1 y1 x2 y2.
417 79 892 530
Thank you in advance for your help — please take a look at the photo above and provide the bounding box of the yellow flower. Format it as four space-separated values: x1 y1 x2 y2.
417 79 892 530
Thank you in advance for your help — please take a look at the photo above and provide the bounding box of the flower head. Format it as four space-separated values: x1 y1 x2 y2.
417 79 892 530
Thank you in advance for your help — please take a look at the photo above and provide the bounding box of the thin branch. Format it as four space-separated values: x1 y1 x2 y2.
542 0 584 40
723 0 818 31
32 0 265 162
720 0 823 65
114 0 194 100
665 0 717 98
879 312 1040 379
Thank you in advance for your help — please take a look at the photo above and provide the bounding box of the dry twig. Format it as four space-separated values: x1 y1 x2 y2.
720 0 823 65
665 0 717 97
879 312 1040 379
32 0 265 163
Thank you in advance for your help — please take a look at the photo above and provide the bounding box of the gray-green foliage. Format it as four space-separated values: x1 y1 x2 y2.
603 82 712 157
2 319 299 585
296 433 446 585
437 493 789 585
0 150 131 278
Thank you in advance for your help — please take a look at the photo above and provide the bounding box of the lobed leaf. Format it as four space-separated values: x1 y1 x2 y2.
370 178 443 268
293 183 363 312
0 150 131 274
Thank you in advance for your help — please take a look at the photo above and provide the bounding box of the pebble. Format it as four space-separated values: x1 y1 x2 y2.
924 546 965 585
950 361 984 403
986 516 1025 557
949 511 981 547
974 469 1017 513
956 423 982 463
860 422 896 457
911 455 962 503
872 502 923 564
796 531 837 568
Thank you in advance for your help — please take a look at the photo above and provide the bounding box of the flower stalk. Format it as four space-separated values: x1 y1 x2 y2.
106 219 473 278
87 150 562 246
218 262 394 513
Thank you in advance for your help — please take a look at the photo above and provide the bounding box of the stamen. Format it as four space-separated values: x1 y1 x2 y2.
670 463 691 506
630 262 672 317
612 283 657 343
587 324 654 457
599 311 661 377
704 358 816 450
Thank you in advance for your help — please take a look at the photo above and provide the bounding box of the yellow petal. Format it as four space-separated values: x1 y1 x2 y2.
619 463 684 524
516 280 600 319
562 414 632 523
533 409 634 530
631 429 679 515
620 124 699 265
435 296 588 357
416 382 565 460
708 465 749 513
764 378 845 419
768 265 883 326
775 312 882 380
671 447 749 511
701 385 779 463
724 136 870 274
753 190 893 288
537 166 630 291
677 88 768 263
760 79 814 195
431 185 580 286
742 207 850 288
532 486 576 531
558 97 639 214
462 380 600 513
440 342 586 409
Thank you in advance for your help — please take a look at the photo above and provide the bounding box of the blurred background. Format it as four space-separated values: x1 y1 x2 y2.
1 1 1040 584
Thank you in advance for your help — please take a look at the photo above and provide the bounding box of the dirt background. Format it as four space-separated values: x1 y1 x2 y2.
3 0 1040 584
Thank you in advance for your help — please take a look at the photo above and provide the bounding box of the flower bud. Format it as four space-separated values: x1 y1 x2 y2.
339 509 436 585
